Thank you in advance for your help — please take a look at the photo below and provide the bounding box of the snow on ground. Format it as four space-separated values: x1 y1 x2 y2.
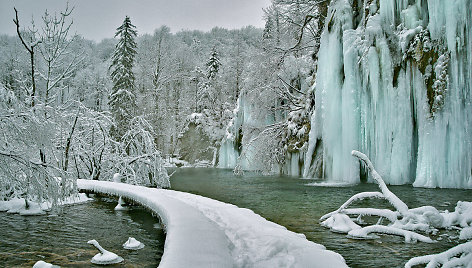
0 193 91 215
77 179 348 268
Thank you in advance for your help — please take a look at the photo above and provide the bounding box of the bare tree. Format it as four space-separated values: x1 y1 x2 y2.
38 4 83 108
13 8 41 107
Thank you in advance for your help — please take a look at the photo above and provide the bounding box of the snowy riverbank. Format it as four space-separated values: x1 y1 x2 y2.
0 193 91 215
77 179 347 267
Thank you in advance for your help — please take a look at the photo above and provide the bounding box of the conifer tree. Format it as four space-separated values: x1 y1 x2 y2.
109 16 138 140
206 46 221 80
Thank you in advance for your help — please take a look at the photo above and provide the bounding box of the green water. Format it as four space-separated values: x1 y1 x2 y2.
0 197 165 267
170 168 472 268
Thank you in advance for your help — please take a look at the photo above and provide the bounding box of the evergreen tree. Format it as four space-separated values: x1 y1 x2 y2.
109 16 138 140
206 46 221 80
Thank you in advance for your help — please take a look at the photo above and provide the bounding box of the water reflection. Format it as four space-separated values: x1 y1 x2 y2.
0 197 165 267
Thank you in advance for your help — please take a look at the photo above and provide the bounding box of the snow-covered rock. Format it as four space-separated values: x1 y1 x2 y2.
0 194 91 216
321 213 361 233
87 239 124 265
32 260 58 268
123 237 144 250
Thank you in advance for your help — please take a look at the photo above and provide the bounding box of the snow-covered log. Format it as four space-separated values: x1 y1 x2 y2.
320 191 386 221
78 179 348 268
321 213 361 233
341 208 398 223
351 150 410 215
405 241 472 268
347 225 434 243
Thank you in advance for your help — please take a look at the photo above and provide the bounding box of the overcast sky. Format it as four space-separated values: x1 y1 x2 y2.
0 0 271 42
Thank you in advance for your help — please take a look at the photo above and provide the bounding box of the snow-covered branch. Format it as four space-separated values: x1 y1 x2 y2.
319 151 472 267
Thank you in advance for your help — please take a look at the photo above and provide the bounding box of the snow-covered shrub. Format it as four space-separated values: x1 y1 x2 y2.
0 85 70 209
110 116 170 188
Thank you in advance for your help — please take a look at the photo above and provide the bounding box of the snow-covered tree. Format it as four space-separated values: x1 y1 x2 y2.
109 16 138 140
206 46 221 80
111 116 170 188
37 4 83 108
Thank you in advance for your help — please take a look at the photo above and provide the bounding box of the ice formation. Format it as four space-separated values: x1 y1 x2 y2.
87 239 124 265
218 0 471 188
114 196 127 211
320 151 472 266
123 237 144 250
304 0 472 188
78 179 348 267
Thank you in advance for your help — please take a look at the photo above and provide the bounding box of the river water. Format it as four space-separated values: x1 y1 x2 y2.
170 168 472 268
0 197 165 267
2 168 470 267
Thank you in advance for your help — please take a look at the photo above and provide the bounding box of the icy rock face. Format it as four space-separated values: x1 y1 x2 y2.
304 0 472 188
218 96 280 172
178 118 218 166
219 89 310 175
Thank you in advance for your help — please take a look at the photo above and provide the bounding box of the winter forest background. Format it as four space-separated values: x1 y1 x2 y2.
1 0 472 267
0 0 323 203
1 0 471 206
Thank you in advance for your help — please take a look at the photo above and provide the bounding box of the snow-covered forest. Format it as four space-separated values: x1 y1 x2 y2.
1 0 472 267
2 0 470 203
0 0 326 204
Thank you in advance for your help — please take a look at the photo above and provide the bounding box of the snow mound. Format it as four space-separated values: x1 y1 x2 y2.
460 227 472 241
321 213 361 233
0 194 91 216
78 179 347 268
123 237 144 250
88 239 124 265
32 260 59 268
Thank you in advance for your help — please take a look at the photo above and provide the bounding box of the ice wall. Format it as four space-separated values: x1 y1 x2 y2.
304 0 472 188
218 96 253 170
218 93 299 175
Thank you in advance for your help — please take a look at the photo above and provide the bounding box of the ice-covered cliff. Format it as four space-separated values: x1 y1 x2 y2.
304 0 472 188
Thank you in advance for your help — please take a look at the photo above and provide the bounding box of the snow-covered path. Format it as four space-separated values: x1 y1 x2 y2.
77 179 347 268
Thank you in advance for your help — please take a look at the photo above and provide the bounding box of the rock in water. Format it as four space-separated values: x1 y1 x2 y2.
123 237 145 250
32 261 58 268
87 239 124 265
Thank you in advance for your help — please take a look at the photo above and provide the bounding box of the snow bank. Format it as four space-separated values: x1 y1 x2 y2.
77 179 347 268
0 193 91 216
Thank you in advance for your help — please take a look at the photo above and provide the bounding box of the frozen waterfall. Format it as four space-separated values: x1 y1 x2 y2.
304 0 472 188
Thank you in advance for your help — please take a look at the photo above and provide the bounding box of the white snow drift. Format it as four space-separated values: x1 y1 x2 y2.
77 179 347 268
